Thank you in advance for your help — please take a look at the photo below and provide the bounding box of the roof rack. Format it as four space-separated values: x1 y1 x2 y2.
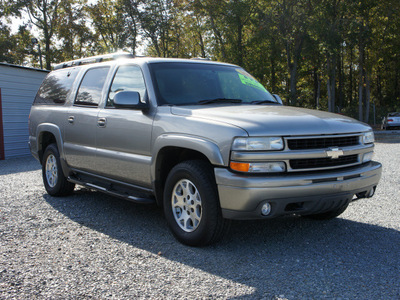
190 57 211 61
53 52 135 70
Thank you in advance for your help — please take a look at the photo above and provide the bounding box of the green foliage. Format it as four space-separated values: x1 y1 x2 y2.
0 23 34 65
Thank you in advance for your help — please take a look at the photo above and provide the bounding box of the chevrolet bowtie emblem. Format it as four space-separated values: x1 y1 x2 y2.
326 147 344 159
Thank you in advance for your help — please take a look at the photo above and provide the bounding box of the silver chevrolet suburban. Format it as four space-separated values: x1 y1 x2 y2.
29 53 382 246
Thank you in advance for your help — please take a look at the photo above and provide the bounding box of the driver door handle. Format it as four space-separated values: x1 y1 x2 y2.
98 118 107 127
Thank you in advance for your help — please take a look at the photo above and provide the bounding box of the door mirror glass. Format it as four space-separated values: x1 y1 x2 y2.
114 91 143 109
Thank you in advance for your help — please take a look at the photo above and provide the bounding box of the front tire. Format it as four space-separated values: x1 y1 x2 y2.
163 160 230 246
42 144 75 196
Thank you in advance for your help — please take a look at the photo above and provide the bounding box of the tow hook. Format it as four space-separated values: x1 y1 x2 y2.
356 186 376 199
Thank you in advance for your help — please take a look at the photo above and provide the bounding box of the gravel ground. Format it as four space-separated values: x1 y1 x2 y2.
1 141 399 299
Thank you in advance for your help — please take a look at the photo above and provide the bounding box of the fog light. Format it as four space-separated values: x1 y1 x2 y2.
261 203 272 216
363 151 374 163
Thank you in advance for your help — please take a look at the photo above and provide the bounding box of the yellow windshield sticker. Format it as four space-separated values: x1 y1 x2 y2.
238 73 267 92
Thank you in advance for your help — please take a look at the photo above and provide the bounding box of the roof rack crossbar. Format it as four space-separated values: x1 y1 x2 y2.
53 52 135 70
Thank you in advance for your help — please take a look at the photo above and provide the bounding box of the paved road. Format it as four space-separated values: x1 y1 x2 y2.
0 142 399 299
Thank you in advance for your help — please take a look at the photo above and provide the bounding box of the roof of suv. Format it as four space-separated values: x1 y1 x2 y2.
54 52 235 70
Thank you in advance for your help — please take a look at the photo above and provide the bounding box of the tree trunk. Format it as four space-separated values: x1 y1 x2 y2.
286 40 298 106
270 38 278 92
338 46 344 110
42 1 51 70
270 56 276 92
327 55 336 112
198 31 206 58
365 73 371 123
152 35 161 57
236 16 243 66
358 44 365 121
286 34 304 106
349 47 353 106
317 77 321 110
313 67 320 109
209 16 226 59
289 59 298 105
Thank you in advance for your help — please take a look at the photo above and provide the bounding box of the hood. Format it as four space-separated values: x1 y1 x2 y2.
170 105 371 136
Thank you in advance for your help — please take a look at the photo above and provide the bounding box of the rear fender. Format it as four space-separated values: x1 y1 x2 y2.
36 123 71 177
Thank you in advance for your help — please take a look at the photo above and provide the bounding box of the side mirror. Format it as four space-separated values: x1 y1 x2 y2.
113 91 148 110
273 94 283 105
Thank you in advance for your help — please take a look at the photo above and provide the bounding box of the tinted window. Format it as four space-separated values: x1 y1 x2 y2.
33 68 79 105
107 65 146 107
150 63 275 106
75 67 110 106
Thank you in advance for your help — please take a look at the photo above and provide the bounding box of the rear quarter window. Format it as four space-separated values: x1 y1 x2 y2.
75 67 110 106
33 67 79 105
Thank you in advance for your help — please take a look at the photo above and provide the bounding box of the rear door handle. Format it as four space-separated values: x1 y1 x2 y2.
98 118 107 127
68 116 75 123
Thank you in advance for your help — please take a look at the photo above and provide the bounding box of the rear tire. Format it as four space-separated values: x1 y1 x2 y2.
42 143 75 196
163 160 230 246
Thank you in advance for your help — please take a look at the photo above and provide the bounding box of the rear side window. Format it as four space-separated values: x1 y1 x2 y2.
75 67 110 106
33 68 79 105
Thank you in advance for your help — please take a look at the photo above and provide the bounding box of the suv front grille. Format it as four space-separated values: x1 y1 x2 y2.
290 154 359 170
230 133 371 173
287 136 359 150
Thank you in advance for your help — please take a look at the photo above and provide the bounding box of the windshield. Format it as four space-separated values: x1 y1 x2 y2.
149 62 277 106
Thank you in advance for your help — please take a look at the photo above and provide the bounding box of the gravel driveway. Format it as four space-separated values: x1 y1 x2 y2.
1 141 399 299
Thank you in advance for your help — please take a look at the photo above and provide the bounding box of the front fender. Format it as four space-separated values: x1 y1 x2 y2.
151 134 225 180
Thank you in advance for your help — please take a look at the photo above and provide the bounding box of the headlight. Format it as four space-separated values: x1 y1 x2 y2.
230 161 286 173
363 131 374 144
232 137 284 151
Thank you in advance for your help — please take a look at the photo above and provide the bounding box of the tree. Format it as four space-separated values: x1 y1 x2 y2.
55 0 92 61
311 0 346 112
24 0 61 70
267 0 311 106
349 0 378 122
87 0 136 54
0 23 34 65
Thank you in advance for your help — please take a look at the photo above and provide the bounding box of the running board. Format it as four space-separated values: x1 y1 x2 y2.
68 176 156 205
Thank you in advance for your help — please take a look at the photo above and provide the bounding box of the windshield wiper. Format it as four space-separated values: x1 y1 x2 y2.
250 100 278 105
198 98 242 105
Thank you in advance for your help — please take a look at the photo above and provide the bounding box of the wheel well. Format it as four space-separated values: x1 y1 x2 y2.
38 132 57 163
154 147 213 206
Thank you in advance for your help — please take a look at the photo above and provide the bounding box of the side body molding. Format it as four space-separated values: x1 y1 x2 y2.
151 134 225 180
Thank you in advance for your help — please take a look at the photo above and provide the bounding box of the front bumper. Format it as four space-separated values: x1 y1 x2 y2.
215 161 382 220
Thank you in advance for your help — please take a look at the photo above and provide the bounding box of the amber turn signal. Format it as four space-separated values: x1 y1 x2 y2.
230 162 250 172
